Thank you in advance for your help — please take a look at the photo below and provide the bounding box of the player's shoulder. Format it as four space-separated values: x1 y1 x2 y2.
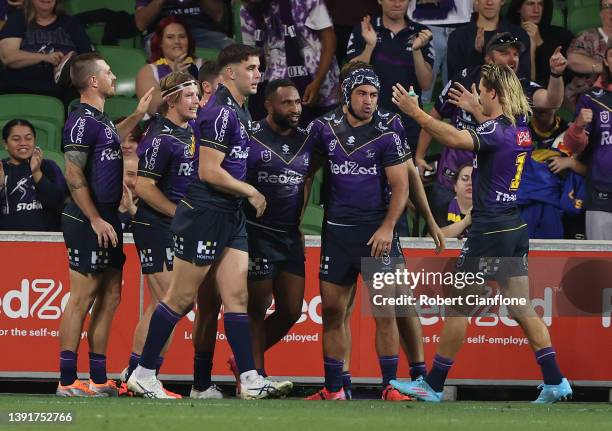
475 118 501 135
310 106 343 130
67 103 104 124
250 120 265 136
585 86 608 100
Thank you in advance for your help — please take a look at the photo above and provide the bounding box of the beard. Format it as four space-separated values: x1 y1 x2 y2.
272 111 298 130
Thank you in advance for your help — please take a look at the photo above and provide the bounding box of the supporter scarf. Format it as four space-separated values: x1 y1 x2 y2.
247 0 312 118
412 0 456 20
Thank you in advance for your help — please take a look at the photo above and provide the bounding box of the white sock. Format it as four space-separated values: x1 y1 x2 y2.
133 365 156 380
240 369 259 385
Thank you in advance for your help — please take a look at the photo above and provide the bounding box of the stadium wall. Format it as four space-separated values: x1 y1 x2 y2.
0 233 611 388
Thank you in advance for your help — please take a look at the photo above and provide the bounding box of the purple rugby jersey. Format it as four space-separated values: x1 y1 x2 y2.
137 114 198 219
467 115 533 223
186 84 252 211
308 107 412 225
574 88 612 211
435 66 541 191
62 103 123 206
246 120 313 228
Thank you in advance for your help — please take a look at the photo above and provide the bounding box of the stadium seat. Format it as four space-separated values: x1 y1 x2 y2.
551 2 565 27
66 0 136 15
196 48 221 62
568 6 601 35
233 1 243 43
96 46 147 97
301 203 324 235
0 94 65 151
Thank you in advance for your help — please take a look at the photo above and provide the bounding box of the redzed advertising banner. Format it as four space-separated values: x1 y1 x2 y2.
0 233 611 386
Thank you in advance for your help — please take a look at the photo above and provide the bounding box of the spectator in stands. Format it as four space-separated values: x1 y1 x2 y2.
136 17 203 117
118 156 138 233
325 0 379 65
197 60 222 107
0 0 93 99
439 163 472 239
346 0 434 154
507 0 573 86
408 0 474 103
114 117 143 159
564 39 612 240
135 0 233 51
1 1 24 30
566 0 612 109
241 0 340 124
0 118 66 231
517 106 587 239
447 0 531 80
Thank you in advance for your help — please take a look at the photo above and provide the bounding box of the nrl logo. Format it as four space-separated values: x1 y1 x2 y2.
261 150 272 162
600 111 610 124
328 139 337 151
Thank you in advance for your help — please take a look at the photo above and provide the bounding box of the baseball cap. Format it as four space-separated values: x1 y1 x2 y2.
485 32 525 54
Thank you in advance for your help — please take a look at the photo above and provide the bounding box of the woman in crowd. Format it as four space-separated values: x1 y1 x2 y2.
0 119 66 231
136 16 203 117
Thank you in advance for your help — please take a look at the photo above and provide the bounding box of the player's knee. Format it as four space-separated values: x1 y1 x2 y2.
280 301 303 324
321 302 346 327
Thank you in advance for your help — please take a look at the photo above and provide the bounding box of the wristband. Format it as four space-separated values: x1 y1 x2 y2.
550 71 563 78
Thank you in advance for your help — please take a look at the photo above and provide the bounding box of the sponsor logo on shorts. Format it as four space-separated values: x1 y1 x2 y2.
320 255 330 275
139 249 154 268
248 257 271 276
197 241 217 260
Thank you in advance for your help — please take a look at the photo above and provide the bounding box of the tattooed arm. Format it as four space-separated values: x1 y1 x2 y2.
65 151 118 247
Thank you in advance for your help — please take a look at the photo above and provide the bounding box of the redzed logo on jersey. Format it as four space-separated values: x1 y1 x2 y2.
516 130 532 148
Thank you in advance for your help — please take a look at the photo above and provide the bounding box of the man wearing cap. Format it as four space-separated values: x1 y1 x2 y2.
304 67 413 401
415 31 568 226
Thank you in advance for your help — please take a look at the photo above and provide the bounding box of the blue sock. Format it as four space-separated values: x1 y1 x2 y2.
60 350 77 386
379 355 399 387
156 356 164 375
425 354 454 393
193 351 214 391
140 302 182 370
126 352 140 381
409 361 427 380
535 347 563 385
323 357 344 392
257 368 268 377
89 352 107 384
224 313 255 374
342 371 352 399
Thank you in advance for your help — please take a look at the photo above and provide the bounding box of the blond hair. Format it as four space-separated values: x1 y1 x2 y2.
158 71 197 115
480 63 531 125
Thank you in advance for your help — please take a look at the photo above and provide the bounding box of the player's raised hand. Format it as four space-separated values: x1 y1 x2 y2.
448 83 482 116
392 84 420 117
549 46 568 75
248 190 267 218
91 216 118 248
576 108 593 128
412 29 433 51
136 87 155 116
367 223 394 258
361 15 377 47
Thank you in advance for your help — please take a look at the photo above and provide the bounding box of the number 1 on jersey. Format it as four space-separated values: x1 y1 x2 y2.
509 152 527 191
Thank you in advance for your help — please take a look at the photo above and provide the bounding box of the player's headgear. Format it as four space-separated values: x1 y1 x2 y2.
341 68 380 118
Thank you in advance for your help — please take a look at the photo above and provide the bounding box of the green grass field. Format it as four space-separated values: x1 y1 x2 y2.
0 396 611 431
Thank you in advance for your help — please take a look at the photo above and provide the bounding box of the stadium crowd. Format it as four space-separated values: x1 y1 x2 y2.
0 0 608 403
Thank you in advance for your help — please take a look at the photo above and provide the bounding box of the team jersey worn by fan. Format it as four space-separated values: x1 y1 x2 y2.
246 120 312 228
136 114 198 222
308 107 412 225
62 103 123 206
467 115 533 231
435 66 541 190
187 84 251 211
575 88 612 211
